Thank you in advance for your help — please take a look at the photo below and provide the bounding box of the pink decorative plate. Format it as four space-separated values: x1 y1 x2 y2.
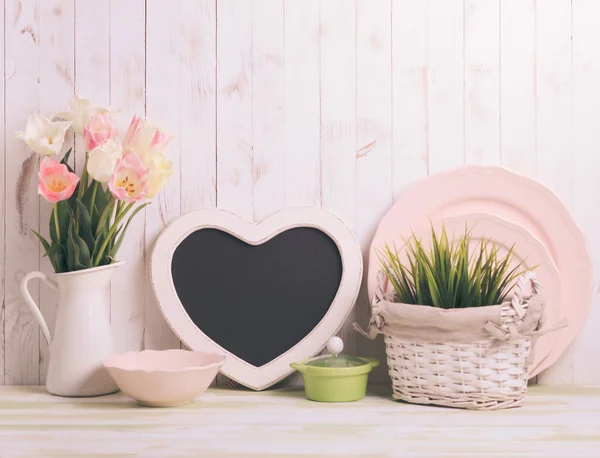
367 166 592 377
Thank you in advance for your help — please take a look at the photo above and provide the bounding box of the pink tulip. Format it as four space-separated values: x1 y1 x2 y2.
108 154 149 203
83 114 118 151
123 115 172 158
37 157 80 203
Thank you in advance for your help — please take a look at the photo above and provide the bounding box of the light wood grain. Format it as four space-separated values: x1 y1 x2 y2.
109 0 147 355
500 0 536 176
384 0 433 381
427 0 464 172
37 0 74 384
464 0 500 165
251 0 285 223
0 0 5 386
215 0 253 385
144 0 182 351
216 0 253 221
282 0 321 386
391 0 429 197
74 0 109 173
284 0 321 208
571 0 600 385
320 0 357 355
5 0 42 385
535 0 575 385
355 0 393 385
1 385 600 457
498 1 539 382
179 0 217 215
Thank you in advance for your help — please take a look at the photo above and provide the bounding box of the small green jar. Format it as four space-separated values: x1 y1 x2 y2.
291 337 379 403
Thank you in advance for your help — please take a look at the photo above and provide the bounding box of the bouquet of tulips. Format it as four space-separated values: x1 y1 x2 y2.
15 95 174 273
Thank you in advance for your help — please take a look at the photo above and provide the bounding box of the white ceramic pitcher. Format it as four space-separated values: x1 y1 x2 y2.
20 262 123 396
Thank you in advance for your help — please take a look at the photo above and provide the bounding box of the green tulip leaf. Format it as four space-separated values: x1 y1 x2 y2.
60 148 73 169
95 200 115 239
92 226 106 261
68 222 92 270
75 199 95 254
32 229 52 255
108 203 148 259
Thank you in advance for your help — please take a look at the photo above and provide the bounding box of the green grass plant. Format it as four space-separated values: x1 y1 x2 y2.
378 223 533 309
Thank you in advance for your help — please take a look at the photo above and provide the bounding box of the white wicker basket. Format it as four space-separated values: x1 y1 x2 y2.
372 273 542 410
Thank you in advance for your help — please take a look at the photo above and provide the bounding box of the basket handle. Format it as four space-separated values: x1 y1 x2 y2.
354 271 388 340
511 271 542 320
371 270 387 306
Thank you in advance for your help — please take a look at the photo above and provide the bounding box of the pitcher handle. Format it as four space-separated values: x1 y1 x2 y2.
20 271 58 344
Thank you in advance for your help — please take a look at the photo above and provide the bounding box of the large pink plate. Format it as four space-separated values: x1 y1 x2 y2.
367 166 593 377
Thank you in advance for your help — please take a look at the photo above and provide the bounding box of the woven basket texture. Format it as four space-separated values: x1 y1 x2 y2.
382 275 539 411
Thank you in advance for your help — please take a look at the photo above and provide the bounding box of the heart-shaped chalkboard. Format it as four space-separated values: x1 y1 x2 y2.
171 227 342 367
151 208 362 390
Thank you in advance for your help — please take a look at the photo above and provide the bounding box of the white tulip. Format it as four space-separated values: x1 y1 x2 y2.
53 94 110 135
123 115 172 159
87 139 123 183
15 114 72 156
144 153 174 198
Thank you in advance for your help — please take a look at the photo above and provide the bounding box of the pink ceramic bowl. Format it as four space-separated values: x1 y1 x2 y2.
102 349 226 407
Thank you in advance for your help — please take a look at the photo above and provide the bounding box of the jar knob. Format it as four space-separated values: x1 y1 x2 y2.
327 336 344 356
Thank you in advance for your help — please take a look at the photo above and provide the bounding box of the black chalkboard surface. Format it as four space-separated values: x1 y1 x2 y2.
171 227 343 367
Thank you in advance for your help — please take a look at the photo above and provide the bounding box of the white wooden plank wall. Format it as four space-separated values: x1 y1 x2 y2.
355 0 392 382
6 0 43 385
1 0 599 386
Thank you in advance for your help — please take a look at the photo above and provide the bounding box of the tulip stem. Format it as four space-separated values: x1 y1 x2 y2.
116 200 124 219
93 202 134 266
94 199 115 238
89 181 99 221
78 154 89 200
53 204 61 241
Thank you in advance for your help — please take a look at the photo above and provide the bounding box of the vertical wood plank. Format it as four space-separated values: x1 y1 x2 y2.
5 0 42 385
38 0 74 383
0 0 5 385
391 0 429 197
251 0 285 222
216 0 253 221
282 0 320 386
499 0 538 383
144 0 181 350
500 0 536 176
284 0 320 208
180 0 217 214
427 0 464 172
356 0 392 383
320 0 357 353
178 0 217 356
109 0 147 354
535 0 574 385
571 0 600 385
215 0 252 384
74 0 109 171
179 0 218 352
464 0 500 165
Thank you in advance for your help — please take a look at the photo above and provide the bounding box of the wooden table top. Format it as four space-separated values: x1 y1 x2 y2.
1 385 599 457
